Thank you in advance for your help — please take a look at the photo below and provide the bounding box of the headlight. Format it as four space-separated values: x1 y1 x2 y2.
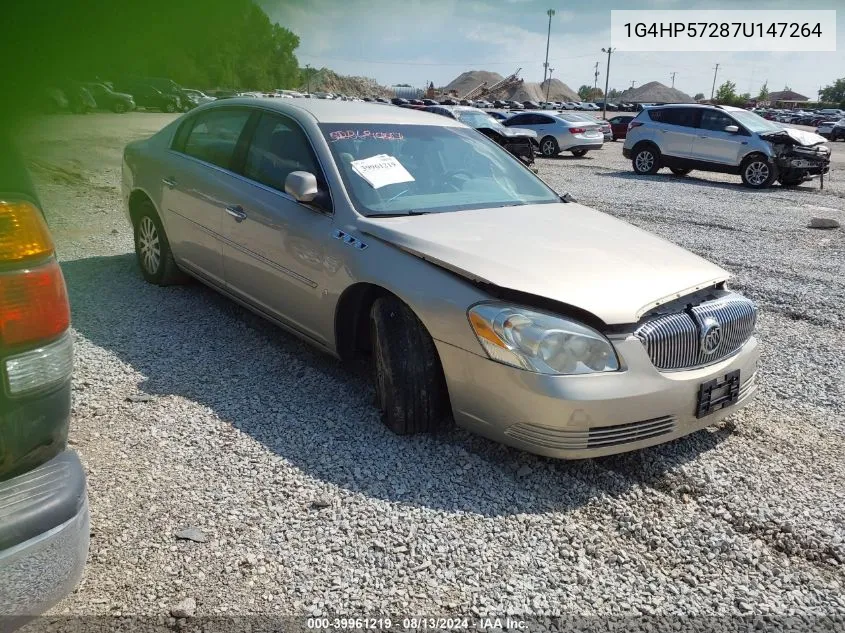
468 303 619 375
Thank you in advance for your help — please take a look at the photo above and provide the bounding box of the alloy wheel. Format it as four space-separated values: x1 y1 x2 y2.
745 161 769 186
541 139 556 156
138 216 161 274
635 151 654 172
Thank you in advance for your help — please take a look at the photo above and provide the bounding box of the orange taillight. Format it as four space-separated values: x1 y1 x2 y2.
0 200 55 263
0 259 70 347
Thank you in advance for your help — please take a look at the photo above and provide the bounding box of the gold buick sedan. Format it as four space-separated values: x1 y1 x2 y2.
122 99 759 459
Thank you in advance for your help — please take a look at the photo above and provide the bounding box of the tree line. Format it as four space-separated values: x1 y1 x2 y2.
2 0 302 121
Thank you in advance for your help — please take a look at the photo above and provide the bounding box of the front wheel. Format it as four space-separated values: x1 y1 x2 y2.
112 101 127 113
164 101 177 113
539 136 559 157
571 148 588 157
133 202 188 285
632 146 660 174
740 156 777 189
370 296 449 435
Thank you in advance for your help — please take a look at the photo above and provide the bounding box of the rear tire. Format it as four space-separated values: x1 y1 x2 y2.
133 201 188 285
370 296 449 435
740 155 777 189
571 148 588 157
164 101 177 113
112 101 127 113
670 167 692 176
632 145 660 175
539 136 559 157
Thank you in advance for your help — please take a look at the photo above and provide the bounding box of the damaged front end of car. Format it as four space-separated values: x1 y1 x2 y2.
760 128 831 186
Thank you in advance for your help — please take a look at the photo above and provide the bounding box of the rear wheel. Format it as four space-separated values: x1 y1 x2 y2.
112 101 127 113
571 148 588 157
133 201 188 285
670 167 692 176
632 145 660 175
164 101 177 113
540 136 559 157
370 296 449 435
740 155 777 189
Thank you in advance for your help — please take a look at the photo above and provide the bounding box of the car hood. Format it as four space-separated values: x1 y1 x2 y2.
760 128 828 146
495 126 537 138
358 203 728 325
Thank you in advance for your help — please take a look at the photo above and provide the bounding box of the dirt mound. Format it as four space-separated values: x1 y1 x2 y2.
302 68 391 98
445 70 505 97
443 70 579 102
618 81 692 103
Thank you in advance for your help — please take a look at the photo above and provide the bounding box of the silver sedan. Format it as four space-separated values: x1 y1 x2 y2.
501 110 605 157
122 99 759 459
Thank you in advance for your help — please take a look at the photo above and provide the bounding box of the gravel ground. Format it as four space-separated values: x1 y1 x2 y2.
16 113 845 629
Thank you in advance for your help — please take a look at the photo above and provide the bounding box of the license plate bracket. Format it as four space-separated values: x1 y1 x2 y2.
696 370 741 418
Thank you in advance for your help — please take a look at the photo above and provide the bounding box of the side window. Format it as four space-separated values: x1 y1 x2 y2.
181 108 251 169
700 110 737 132
609 116 622 124
505 114 528 126
243 113 321 193
661 108 698 127
535 115 555 124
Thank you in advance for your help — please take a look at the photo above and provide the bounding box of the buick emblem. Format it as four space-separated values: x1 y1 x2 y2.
700 317 722 355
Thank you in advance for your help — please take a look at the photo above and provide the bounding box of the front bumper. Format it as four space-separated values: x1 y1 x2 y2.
622 147 632 159
0 451 89 618
436 336 760 459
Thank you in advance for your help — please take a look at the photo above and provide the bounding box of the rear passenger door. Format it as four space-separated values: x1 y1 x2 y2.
163 107 252 285
692 110 750 167
649 108 699 159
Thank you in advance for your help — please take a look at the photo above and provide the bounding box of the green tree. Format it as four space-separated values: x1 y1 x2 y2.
757 81 769 101
820 78 845 104
715 80 738 105
608 88 622 99
578 85 592 100
693 92 705 101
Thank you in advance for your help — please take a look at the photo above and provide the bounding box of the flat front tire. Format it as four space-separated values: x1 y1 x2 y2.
670 167 692 176
632 146 660 174
133 201 188 285
740 156 777 189
571 148 588 157
370 296 449 435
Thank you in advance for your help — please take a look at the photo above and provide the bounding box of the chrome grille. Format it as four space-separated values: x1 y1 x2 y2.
505 416 676 451
634 294 757 370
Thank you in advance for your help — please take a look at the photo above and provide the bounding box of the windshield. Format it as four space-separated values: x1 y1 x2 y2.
320 123 559 216
729 110 783 133
454 110 504 130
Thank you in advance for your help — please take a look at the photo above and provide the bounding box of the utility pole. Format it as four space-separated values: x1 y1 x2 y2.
630 80 636 89
546 68 555 102
305 63 312 94
601 47 615 120
710 63 720 100
543 9 555 86
593 61 600 95
670 72 676 88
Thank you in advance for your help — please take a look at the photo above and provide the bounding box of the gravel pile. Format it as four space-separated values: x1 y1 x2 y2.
17 114 845 628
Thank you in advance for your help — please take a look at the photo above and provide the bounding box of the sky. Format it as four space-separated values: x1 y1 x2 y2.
262 0 843 99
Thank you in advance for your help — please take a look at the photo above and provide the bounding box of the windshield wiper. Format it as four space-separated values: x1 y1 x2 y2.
367 209 430 217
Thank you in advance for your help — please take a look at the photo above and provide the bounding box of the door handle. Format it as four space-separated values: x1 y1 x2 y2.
162 177 177 188
225 205 247 222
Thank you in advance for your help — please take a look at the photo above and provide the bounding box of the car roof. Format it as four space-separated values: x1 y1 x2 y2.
203 97 462 125
648 103 745 112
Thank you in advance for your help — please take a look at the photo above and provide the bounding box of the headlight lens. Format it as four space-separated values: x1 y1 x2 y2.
468 303 619 375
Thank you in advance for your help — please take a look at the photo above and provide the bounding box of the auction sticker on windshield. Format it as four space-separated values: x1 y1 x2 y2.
350 154 415 189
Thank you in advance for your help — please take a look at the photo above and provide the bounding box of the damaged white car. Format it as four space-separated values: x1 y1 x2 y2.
624 104 830 188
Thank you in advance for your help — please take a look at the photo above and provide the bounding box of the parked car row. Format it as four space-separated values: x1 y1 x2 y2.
41 78 218 114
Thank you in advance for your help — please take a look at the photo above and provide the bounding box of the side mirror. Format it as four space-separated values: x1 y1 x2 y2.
724 125 739 134
285 171 319 202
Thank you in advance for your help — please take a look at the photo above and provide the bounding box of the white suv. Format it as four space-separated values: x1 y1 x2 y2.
623 104 831 188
